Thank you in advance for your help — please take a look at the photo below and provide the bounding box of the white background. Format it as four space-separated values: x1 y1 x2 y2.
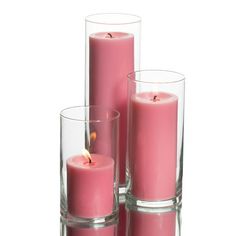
0 0 236 235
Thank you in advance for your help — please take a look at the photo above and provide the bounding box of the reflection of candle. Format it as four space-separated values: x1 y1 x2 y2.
89 32 134 184
128 92 178 200
67 224 116 236
127 210 176 236
67 150 114 218
118 203 126 236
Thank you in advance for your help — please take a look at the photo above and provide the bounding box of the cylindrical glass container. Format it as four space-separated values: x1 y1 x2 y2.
85 13 141 194
60 106 120 225
126 70 185 208
126 204 181 236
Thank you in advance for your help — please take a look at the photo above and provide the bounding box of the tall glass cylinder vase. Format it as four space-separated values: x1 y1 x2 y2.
85 13 141 194
126 70 185 208
60 106 120 226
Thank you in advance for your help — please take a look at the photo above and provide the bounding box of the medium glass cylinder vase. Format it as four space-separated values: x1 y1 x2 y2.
126 70 185 208
85 13 141 194
60 106 120 225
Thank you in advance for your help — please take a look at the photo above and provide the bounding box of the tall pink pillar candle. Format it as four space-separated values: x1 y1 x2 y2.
67 154 114 218
128 91 178 200
127 210 176 236
89 32 134 184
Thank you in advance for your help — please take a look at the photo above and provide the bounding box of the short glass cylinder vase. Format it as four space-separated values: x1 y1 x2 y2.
85 13 141 194
126 70 185 208
60 106 120 225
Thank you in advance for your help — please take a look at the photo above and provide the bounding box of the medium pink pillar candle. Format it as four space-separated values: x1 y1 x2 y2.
127 210 176 236
129 91 178 200
89 32 134 184
67 153 114 218
67 224 116 236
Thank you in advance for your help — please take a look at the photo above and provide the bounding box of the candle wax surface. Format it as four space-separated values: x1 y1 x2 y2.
134 91 178 104
90 31 133 39
67 154 114 169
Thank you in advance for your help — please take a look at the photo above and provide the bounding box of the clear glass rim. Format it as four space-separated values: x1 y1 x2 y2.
128 69 185 84
85 13 141 25
60 105 120 123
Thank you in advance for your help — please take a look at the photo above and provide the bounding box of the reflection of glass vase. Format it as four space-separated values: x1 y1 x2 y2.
60 106 120 225
61 221 118 236
126 205 181 236
126 70 185 208
117 195 126 236
85 13 141 193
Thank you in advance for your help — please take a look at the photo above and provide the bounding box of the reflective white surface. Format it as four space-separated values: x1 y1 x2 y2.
1 1 236 236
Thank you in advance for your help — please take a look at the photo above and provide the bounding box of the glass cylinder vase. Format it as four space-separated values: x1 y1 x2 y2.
126 70 185 208
85 13 141 194
60 106 120 225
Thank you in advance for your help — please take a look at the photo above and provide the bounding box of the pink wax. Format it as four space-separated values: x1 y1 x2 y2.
89 32 134 184
117 203 126 236
67 154 114 218
128 91 178 200
127 210 176 236
67 224 116 236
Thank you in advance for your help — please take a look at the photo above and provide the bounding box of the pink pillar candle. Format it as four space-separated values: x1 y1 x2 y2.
89 32 134 184
127 210 176 236
67 153 114 218
128 91 178 200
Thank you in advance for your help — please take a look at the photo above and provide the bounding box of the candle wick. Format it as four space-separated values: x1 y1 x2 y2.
105 33 113 38
153 95 160 102
82 149 92 164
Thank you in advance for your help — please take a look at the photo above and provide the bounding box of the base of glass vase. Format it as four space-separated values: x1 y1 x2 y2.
126 191 182 209
61 210 118 229
119 184 127 197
